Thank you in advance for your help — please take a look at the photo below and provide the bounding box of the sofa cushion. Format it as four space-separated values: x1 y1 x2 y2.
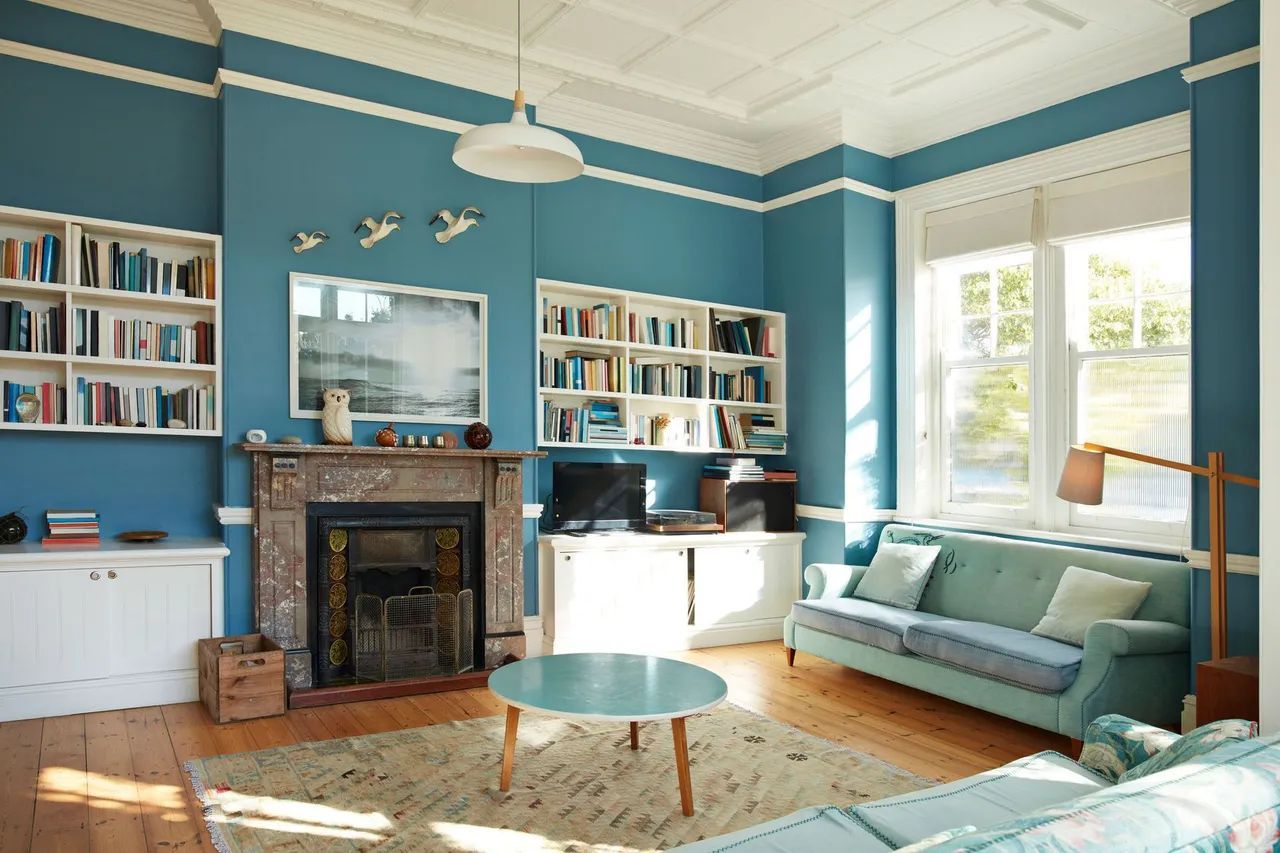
791 598 946 655
847 751 1109 848
903 619 1083 693
1031 566 1152 646
1119 717 1257 783
669 805 892 852
853 542 941 610
923 735 1280 852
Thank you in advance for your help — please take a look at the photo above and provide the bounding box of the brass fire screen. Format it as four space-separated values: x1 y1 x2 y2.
353 587 475 682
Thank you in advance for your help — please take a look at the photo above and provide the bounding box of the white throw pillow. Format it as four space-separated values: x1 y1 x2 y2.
1031 566 1152 647
853 543 942 610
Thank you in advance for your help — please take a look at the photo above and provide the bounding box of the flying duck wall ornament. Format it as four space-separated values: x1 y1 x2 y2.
355 211 403 249
291 231 328 253
430 207 484 244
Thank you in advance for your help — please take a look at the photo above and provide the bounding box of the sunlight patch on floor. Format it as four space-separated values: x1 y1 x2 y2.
40 766 185 812
430 821 641 853
209 790 394 841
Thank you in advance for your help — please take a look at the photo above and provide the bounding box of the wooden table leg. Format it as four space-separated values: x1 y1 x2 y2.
671 716 694 816
499 705 520 791
630 721 639 750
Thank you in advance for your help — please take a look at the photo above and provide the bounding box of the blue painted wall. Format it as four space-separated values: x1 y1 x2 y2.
0 10 220 540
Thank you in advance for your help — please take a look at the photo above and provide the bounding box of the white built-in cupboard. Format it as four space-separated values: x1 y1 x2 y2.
0 539 227 721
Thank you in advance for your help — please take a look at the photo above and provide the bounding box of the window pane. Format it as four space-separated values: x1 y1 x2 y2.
1088 252 1135 300
997 312 1032 356
1077 355 1190 523
961 318 992 358
997 263 1032 311
1088 303 1134 350
960 271 990 315
1140 295 1190 347
948 363 1030 507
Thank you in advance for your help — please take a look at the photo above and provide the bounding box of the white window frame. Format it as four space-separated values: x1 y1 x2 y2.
895 112 1192 551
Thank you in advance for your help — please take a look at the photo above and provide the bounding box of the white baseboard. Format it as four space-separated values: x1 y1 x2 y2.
0 670 198 722
523 616 545 658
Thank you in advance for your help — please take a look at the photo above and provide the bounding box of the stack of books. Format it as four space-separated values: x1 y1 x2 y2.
2 234 62 282
741 412 787 451
542 298 622 340
540 349 624 392
585 400 627 444
703 458 765 481
76 230 215 299
43 509 100 546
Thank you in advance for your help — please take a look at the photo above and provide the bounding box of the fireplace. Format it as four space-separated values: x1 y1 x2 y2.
242 443 545 695
308 502 483 687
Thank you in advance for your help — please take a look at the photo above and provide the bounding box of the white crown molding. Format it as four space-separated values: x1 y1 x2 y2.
0 37 216 97
1182 45 1261 82
538 94 762 176
30 0 217 45
890 24 1189 157
582 165 762 211
796 504 896 523
759 112 845 175
763 176 894 210
1154 0 1235 15
215 505 252 525
1184 549 1260 575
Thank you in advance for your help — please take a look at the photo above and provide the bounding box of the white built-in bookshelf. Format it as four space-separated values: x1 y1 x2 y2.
0 204 221 436
537 278 786 455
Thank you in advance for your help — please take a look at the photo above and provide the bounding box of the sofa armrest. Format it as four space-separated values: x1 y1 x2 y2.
803 564 867 600
1077 713 1180 782
1083 619 1190 657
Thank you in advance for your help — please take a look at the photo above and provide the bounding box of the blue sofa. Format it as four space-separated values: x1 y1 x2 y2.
784 525 1191 739
675 715 1275 851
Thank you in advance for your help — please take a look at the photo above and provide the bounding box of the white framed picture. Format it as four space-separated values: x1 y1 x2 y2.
289 272 487 425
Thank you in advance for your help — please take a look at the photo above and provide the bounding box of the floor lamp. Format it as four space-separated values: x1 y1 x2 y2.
1057 443 1260 660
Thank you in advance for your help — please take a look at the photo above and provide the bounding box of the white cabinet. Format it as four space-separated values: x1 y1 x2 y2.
0 539 227 721
539 531 804 654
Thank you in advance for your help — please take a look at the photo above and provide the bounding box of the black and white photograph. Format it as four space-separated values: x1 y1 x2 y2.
290 273 486 424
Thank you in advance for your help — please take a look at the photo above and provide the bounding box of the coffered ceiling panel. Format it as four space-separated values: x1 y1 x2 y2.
37 0 1227 173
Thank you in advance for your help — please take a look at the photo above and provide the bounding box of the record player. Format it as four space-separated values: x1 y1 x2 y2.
645 509 723 534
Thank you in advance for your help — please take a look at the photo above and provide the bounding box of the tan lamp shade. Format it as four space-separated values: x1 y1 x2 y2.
1057 445 1105 505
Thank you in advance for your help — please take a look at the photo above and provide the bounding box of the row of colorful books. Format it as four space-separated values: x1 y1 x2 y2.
0 299 64 354
710 406 786 451
3 380 65 424
629 314 699 349
709 365 771 404
43 508 100 547
632 413 701 448
630 358 703 399
540 350 625 393
541 399 628 444
76 228 215 299
709 311 776 357
77 379 215 431
72 310 215 364
542 299 623 341
1 234 62 283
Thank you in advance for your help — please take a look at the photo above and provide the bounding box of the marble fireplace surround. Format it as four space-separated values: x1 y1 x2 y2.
242 444 545 689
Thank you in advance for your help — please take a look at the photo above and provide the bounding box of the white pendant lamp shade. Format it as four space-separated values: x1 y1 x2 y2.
453 90 584 183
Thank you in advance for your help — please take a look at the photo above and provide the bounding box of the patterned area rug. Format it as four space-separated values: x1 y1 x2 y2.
186 703 931 852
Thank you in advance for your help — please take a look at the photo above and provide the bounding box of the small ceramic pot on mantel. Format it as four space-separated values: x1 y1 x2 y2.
375 423 399 447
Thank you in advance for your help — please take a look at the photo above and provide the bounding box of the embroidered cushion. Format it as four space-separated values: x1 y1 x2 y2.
1031 566 1151 646
1078 714 1182 783
853 542 941 610
1119 717 1258 783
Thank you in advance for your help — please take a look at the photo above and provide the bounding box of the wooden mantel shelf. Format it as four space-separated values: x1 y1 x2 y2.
238 443 546 458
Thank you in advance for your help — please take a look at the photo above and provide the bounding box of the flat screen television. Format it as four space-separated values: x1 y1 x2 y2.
551 462 647 531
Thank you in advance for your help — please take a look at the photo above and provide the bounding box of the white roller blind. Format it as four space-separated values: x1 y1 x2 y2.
1047 152 1190 242
925 189 1037 265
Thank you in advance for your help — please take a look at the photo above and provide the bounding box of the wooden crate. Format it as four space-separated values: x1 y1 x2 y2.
198 633 286 723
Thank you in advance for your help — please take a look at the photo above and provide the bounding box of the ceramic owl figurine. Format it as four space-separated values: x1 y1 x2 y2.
321 388 353 445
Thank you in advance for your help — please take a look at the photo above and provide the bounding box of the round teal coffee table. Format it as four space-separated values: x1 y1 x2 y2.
488 653 728 815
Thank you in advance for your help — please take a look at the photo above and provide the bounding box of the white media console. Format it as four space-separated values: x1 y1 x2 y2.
537 530 805 654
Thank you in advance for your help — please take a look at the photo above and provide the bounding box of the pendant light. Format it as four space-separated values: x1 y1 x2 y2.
452 0 583 183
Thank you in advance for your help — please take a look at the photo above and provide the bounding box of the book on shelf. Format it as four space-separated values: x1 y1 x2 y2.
632 412 701 448
708 310 777 357
1 234 62 283
542 398 628 444
72 309 215 364
43 508 100 546
0 300 65 354
709 365 771 403
74 227 215 299
3 380 65 424
629 313 699 349
709 406 786 451
540 350 624 393
76 378 215 430
629 357 702 398
703 461 765 481
541 297 622 340
763 469 798 481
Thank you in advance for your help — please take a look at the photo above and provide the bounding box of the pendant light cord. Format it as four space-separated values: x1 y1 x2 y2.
517 0 522 92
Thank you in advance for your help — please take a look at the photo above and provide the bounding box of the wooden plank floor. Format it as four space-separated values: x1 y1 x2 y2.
0 641 1067 851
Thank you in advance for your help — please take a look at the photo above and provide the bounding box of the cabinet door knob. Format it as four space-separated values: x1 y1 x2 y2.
107 570 118 580
89 571 101 581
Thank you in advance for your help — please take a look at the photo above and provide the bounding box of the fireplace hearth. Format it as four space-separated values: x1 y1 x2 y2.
243 444 545 695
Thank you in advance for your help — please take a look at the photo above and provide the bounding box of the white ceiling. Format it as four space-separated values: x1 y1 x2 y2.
34 0 1227 174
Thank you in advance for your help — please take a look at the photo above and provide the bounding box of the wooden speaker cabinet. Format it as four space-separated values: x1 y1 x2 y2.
699 478 797 532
